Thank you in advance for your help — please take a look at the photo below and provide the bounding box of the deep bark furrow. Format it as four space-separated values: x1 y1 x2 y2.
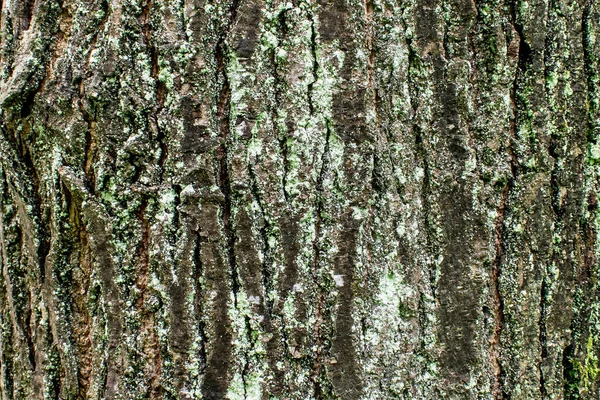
307 11 319 116
215 0 241 305
309 121 331 399
491 183 509 399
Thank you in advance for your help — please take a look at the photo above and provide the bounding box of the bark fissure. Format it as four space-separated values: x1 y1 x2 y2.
248 164 274 314
310 120 332 399
192 232 208 377
538 3 558 396
307 11 319 116
582 0 598 143
73 197 93 399
215 0 241 306
365 0 375 100
491 182 509 400
83 0 109 72
80 106 97 195
18 0 34 36
273 9 291 204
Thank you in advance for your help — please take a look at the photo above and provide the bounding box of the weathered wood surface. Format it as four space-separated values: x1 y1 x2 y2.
0 0 599 398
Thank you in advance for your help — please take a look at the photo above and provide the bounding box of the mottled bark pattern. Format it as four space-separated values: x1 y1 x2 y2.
0 0 599 399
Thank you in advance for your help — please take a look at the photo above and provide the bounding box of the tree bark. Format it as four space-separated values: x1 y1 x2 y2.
0 0 599 399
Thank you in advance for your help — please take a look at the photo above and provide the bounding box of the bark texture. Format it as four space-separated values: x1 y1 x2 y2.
0 0 599 399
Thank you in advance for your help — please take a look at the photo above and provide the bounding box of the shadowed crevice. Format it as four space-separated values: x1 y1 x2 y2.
201 2 240 398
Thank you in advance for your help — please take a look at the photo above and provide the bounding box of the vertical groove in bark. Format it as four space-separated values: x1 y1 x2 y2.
81 109 97 194
192 231 208 376
491 183 508 399
215 0 240 306
309 121 331 398
74 202 92 399
17 0 34 36
538 3 556 396
582 0 598 143
307 9 319 116
200 3 241 399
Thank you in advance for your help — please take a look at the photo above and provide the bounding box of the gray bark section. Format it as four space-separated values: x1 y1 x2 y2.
0 0 598 399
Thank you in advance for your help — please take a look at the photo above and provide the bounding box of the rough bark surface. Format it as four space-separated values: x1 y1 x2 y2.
0 0 599 399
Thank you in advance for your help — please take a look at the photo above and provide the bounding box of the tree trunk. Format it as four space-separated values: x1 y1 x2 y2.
0 0 598 398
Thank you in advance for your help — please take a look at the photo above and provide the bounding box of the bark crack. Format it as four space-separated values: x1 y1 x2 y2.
80 105 97 195
539 3 560 396
273 8 290 203
135 198 163 399
310 118 332 399
141 0 165 109
307 10 319 116
491 182 509 400
192 231 208 376
582 0 598 144
215 0 241 307
248 165 274 315
83 0 109 73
